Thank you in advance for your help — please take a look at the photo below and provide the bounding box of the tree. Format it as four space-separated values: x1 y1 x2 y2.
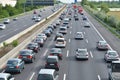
81 0 89 5
100 3 110 13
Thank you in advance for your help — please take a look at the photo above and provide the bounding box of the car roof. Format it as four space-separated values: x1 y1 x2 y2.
0 73 10 78
39 69 55 75
8 58 21 61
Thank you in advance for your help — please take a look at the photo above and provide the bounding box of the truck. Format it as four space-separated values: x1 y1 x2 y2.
108 61 120 80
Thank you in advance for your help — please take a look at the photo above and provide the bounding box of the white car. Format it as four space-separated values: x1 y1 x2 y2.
59 27 67 34
75 32 84 40
0 24 6 30
75 48 89 60
84 22 90 27
4 18 10 24
0 73 15 80
56 20 61 25
37 33 47 41
35 17 41 22
55 38 66 48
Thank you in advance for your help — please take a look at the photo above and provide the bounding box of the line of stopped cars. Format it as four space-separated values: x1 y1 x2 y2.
0 7 72 80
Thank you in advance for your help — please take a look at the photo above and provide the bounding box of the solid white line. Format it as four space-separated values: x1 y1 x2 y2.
97 75 101 80
87 17 112 50
90 51 93 58
43 49 48 56
63 74 66 80
69 39 71 43
85 39 88 43
29 72 35 80
70 31 71 34
66 50 69 57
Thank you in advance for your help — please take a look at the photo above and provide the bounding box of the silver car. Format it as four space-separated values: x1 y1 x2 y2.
84 22 90 28
0 73 15 80
75 32 84 40
75 48 89 60
104 50 120 62
4 18 10 24
35 17 41 22
0 24 6 30
96 41 109 50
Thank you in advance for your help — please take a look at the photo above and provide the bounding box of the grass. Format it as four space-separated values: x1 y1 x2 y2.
107 11 120 20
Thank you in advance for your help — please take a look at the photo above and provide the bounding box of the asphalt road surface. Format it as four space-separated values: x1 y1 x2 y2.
0 5 61 43
3 5 120 80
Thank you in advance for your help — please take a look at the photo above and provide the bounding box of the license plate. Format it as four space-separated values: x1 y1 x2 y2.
50 64 54 65
9 67 14 68
23 56 26 58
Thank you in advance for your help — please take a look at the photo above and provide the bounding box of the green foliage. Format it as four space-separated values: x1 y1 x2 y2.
3 42 8 47
12 40 18 47
100 3 110 13
81 0 89 5
89 2 97 10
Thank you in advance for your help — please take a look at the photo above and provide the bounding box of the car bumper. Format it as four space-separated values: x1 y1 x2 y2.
5 68 20 73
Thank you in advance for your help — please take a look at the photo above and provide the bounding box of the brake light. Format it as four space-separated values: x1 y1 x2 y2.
59 54 62 57
55 63 58 67
50 54 53 56
16 66 19 68
18 55 22 58
45 62 48 66
27 55 32 59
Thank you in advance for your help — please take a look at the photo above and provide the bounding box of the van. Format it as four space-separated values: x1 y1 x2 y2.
37 69 59 80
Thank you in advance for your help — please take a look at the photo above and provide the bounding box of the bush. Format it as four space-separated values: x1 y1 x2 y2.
12 40 18 47
107 16 118 28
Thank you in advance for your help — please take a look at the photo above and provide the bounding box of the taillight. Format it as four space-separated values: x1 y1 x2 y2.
45 62 48 66
55 63 58 67
59 54 62 57
16 66 19 68
19 55 22 58
27 55 32 59
50 54 53 56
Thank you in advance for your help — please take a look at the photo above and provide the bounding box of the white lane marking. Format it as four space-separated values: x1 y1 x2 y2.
70 31 71 34
69 39 71 43
90 51 93 58
86 39 88 43
43 49 48 56
87 17 112 50
63 74 66 80
66 50 69 57
97 75 101 80
29 72 35 80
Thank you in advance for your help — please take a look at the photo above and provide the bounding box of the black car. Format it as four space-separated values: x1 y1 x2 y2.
45 56 59 71
27 42 40 53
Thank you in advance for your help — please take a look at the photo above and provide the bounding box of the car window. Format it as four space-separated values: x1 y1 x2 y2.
57 39 64 42
37 74 53 80
60 28 66 30
20 51 30 55
7 60 18 65
7 75 13 80
108 52 117 56
0 78 5 80
47 58 57 63
78 50 87 54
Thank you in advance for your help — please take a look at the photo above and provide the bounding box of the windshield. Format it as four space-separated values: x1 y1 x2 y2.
20 51 31 55
108 52 117 56
37 74 53 80
47 58 57 63
60 28 66 30
112 63 120 72
7 60 18 65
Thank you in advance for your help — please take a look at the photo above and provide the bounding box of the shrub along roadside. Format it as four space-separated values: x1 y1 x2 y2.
83 5 120 38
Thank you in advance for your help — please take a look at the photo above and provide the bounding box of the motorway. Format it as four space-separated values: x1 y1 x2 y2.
3 5 120 80
0 5 61 43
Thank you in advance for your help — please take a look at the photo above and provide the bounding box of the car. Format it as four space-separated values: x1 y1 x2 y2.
104 50 120 62
48 25 54 31
75 32 84 40
61 24 69 28
37 69 59 80
43 30 51 37
55 38 66 48
63 18 69 24
56 20 61 25
37 33 47 41
32 15 37 20
13 17 18 21
33 38 44 47
27 42 40 53
45 56 59 71
84 22 90 28
59 27 67 34
74 16 79 20
82 16 87 20
5 58 25 73
75 48 89 60
0 24 6 30
53 23 57 29
35 17 41 22
49 48 63 60
54 33 64 41
46 27 53 34
96 41 109 50
18 49 35 63
4 18 10 24
0 73 15 80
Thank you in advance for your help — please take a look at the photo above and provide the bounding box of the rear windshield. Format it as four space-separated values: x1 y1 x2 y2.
57 39 64 42
47 58 57 63
20 51 31 55
60 28 66 30
37 74 53 80
0 78 5 80
7 60 18 65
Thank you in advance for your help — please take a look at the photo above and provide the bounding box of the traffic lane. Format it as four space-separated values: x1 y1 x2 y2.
0 6 60 42
14 24 60 80
83 10 120 53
